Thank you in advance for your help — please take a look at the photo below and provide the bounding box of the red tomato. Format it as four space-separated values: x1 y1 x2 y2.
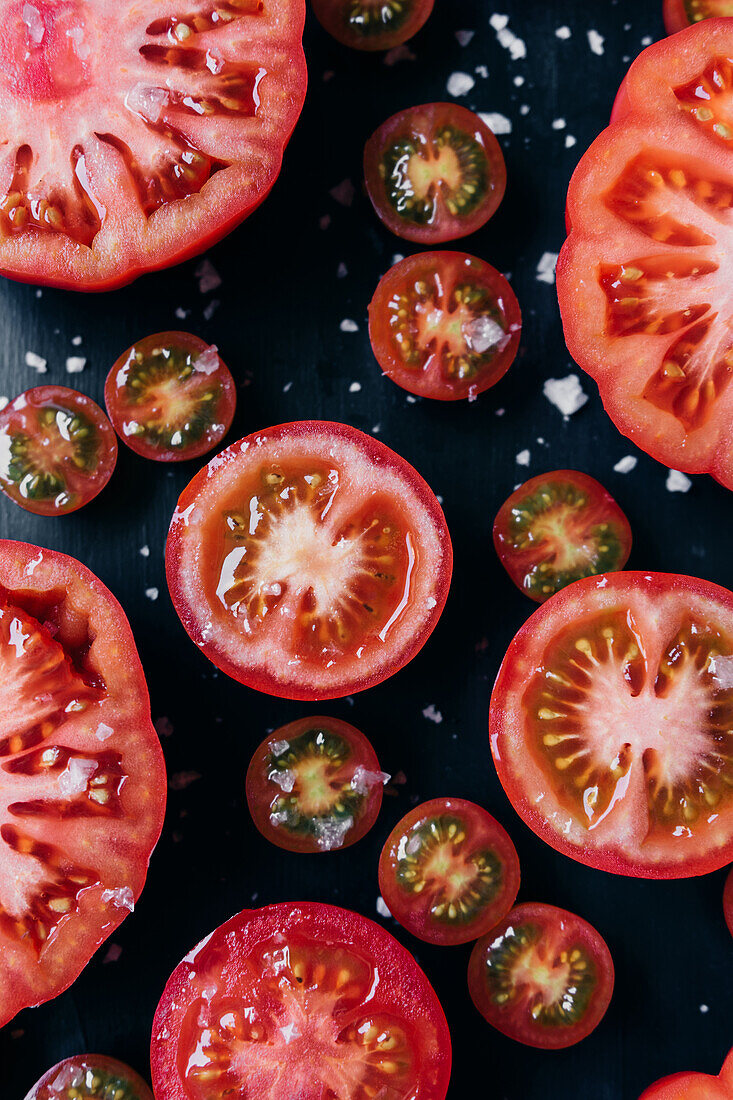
245 716 385 852
364 103 506 244
312 0 434 50
493 470 633 603
725 867 733 938
150 901 452 1099
664 0 733 34
0 540 166 1028
638 1047 733 1098
104 332 236 462
467 902 614 1049
490 572 733 879
368 251 521 401
378 797 520 945
0 0 306 290
0 386 117 516
165 420 452 700
24 1055 153 1100
557 20 733 489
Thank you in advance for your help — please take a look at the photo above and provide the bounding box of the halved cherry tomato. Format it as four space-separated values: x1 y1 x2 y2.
368 251 521 401
24 1055 153 1100
493 470 633 603
245 716 385 852
664 0 733 34
104 332 236 462
0 386 117 516
0 540 166 1028
150 901 452 1099
0 0 306 290
639 1047 733 1098
725 867 733 938
165 420 452 700
378 796 520 945
311 0 434 50
467 902 614 1049
558 21 733 489
364 103 506 244
490 572 733 878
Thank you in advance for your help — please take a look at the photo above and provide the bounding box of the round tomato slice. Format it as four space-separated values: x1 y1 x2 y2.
368 251 522 401
150 901 452 1100
24 1055 153 1100
165 420 452 700
0 386 117 516
0 0 306 290
378 797 520 946
0 540 166 1027
493 470 633 603
245 716 386 852
467 902 614 1050
490 572 733 879
364 103 506 244
724 867 733 938
558 20 733 489
664 1 733 34
104 332 236 462
639 1047 733 1098
311 0 434 50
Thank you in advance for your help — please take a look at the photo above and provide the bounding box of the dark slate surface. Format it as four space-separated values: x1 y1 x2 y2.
2 1 732 1097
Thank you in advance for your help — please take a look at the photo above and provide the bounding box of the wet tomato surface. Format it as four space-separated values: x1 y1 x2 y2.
24 1055 153 1100
638 1047 733 1098
311 0 434 50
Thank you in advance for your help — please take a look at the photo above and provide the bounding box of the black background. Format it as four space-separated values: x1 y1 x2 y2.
2 1 732 1097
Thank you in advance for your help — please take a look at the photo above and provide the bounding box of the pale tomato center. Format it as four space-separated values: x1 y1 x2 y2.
407 143 462 199
0 0 94 100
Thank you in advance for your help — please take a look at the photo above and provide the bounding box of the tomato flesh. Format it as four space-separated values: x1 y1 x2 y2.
378 797 520 945
467 902 614 1049
246 716 385 852
165 421 452 700
364 103 506 244
104 332 236 462
493 470 633 603
0 386 117 515
664 0 733 34
24 1055 153 1100
639 1047 733 1098
150 902 452 1100
368 251 521 401
311 0 434 50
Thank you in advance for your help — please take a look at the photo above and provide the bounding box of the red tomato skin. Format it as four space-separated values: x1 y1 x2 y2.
663 0 695 33
724 868 733 939
24 1055 153 1100
312 0 434 50
639 1047 733 1098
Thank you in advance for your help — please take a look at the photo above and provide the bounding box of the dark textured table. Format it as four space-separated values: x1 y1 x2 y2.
2 1 732 1097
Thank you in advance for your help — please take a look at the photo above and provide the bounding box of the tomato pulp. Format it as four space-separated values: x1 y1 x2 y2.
639 1047 733 1098
25 1055 153 1100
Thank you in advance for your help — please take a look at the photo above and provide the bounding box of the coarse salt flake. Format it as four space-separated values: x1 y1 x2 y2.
376 896 391 918
447 71 475 97
195 259 221 294
543 374 588 417
340 318 359 333
666 469 692 493
422 704 443 723
516 449 531 466
588 29 605 55
536 252 558 284
480 111 512 135
25 351 47 373
455 29 474 46
65 356 86 374
95 723 114 742
489 13 527 60
614 456 637 474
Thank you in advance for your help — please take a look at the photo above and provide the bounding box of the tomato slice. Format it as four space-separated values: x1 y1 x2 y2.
311 0 434 50
467 902 614 1049
104 332 236 462
664 1 733 34
245 716 385 852
490 571 733 878
557 20 733 489
0 386 117 516
24 1055 153 1100
378 797 520 946
165 420 452 700
0 539 166 1027
0 0 306 290
368 251 521 401
493 470 633 603
639 1047 733 1098
725 867 733 938
364 103 506 244
150 901 452 1100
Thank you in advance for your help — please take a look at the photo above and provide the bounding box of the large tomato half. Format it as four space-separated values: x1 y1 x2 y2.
639 1047 733 1098
490 572 733 879
165 421 452 700
0 540 166 1026
150 901 452 1099
558 20 733 489
0 0 306 290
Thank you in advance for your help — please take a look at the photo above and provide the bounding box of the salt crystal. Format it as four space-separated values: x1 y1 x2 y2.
552 118 566 130
422 704 443 723
349 381 362 392
195 259 221 294
588 30 605 55
666 469 692 493
536 252 559 284
145 587 159 601
71 335 82 346
489 13 527 60
351 766 391 794
95 723 114 742
614 456 637 474
58 757 97 797
516 449 531 466
455 29 475 46
175 307 189 320
314 815 354 850
464 314 507 353
140 544 150 557
65 356 86 374
710 654 733 690
340 318 359 333
101 886 135 912
480 111 512 135
21 4 44 44
193 344 220 374
336 262 348 278
447 71 475 97
565 135 577 148
556 26 572 39
543 374 588 417
25 351 47 373
203 298 220 320
376 896 391 918
124 83 168 123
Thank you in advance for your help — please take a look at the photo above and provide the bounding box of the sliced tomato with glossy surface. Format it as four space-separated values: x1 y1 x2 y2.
639 1047 733 1098
493 470 632 603
150 901 452 1100
311 0 434 50
104 332 236 462
490 572 733 878
24 1055 153 1100
378 797 520 945
368 251 521 401
0 0 306 290
664 0 733 34
0 540 166 1027
0 386 117 516
364 103 506 244
246 716 385 852
558 20 733 489
165 420 452 700
467 902 614 1049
